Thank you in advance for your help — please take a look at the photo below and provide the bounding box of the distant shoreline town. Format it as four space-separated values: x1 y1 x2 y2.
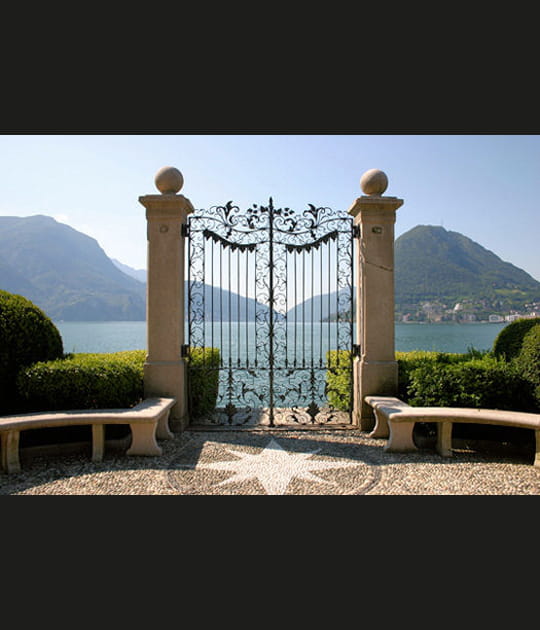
398 300 540 324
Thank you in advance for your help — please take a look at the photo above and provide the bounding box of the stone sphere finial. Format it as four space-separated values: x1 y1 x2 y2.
360 169 389 196
154 166 184 195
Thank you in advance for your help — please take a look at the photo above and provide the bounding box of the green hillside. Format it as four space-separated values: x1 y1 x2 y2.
0 215 146 321
395 225 540 316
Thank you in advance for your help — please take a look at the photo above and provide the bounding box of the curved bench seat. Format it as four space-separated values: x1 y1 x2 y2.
365 396 540 467
0 397 176 474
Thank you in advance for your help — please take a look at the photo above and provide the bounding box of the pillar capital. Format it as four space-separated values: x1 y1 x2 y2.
348 195 404 222
139 193 195 221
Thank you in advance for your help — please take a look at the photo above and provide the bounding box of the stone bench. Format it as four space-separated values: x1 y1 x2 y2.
0 397 176 474
364 396 540 467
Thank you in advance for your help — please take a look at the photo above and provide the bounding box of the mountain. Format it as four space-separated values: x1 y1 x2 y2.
110 263 275 321
186 283 272 321
3 216 538 324
111 259 147 283
0 215 147 321
0 214 274 322
394 225 540 312
287 225 540 322
286 288 353 322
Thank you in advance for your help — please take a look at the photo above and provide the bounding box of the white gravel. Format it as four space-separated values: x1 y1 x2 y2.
2 429 539 495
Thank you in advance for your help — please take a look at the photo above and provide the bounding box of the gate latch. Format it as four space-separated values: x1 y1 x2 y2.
181 344 190 358
352 344 362 358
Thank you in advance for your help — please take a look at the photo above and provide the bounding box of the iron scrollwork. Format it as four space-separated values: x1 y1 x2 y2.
187 198 354 427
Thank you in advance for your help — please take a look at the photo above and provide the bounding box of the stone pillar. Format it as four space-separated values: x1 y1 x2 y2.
139 167 194 432
349 169 404 430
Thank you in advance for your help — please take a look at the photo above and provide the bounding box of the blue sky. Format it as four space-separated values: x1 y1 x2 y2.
0 134 538 281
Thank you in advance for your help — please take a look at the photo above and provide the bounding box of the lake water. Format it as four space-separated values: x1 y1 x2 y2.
55 320 508 410
55 320 508 356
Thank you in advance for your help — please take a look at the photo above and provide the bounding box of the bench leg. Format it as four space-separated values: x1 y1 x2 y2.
127 422 162 457
385 421 418 453
92 425 105 462
1 431 21 474
535 430 540 468
437 421 453 458
156 409 174 440
368 408 390 439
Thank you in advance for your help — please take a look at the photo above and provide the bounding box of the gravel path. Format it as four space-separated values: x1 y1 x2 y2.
1 428 539 495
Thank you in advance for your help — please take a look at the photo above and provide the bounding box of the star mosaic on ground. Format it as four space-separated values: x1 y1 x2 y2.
197 437 361 495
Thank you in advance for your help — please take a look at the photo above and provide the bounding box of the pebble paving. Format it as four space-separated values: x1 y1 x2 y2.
1 428 539 495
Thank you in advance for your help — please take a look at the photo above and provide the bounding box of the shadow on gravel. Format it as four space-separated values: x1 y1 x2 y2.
0 427 535 495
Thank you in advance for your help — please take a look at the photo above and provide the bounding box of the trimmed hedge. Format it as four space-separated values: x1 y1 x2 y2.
187 347 221 418
492 317 540 361
0 290 64 414
326 348 537 415
16 347 222 418
403 355 536 412
396 350 475 401
16 350 146 412
326 350 353 411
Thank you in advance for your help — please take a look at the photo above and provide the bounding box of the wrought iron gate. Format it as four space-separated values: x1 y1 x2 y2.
186 199 355 427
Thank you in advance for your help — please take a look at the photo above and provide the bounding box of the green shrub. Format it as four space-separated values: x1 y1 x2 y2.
0 290 64 414
396 350 478 402
514 324 540 409
325 349 477 412
405 355 536 412
187 347 221 418
16 346 221 421
326 350 353 411
16 350 146 412
492 317 540 361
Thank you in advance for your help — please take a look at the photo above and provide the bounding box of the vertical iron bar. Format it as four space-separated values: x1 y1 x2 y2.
202 230 206 362
311 247 314 369
268 198 275 427
228 246 233 416
237 249 240 367
328 240 331 372
220 246 223 368
294 251 297 367
187 217 192 417
228 247 232 368
254 245 258 369
336 234 341 368
285 248 288 368
245 250 249 366
303 250 306 368
210 237 214 362
319 245 323 368
310 246 315 416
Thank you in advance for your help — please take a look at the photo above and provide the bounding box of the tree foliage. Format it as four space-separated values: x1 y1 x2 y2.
0 290 64 414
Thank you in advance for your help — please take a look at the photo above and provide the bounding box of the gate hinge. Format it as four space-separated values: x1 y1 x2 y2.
181 344 190 358
352 344 362 358
352 224 361 239
181 223 190 238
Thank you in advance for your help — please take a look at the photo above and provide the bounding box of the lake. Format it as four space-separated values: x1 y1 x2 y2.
55 320 508 356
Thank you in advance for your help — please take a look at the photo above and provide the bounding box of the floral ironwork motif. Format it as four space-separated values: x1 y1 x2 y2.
187 198 354 427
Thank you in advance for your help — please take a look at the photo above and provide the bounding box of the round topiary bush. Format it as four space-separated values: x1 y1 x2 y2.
0 290 64 414
514 324 540 409
492 317 540 361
